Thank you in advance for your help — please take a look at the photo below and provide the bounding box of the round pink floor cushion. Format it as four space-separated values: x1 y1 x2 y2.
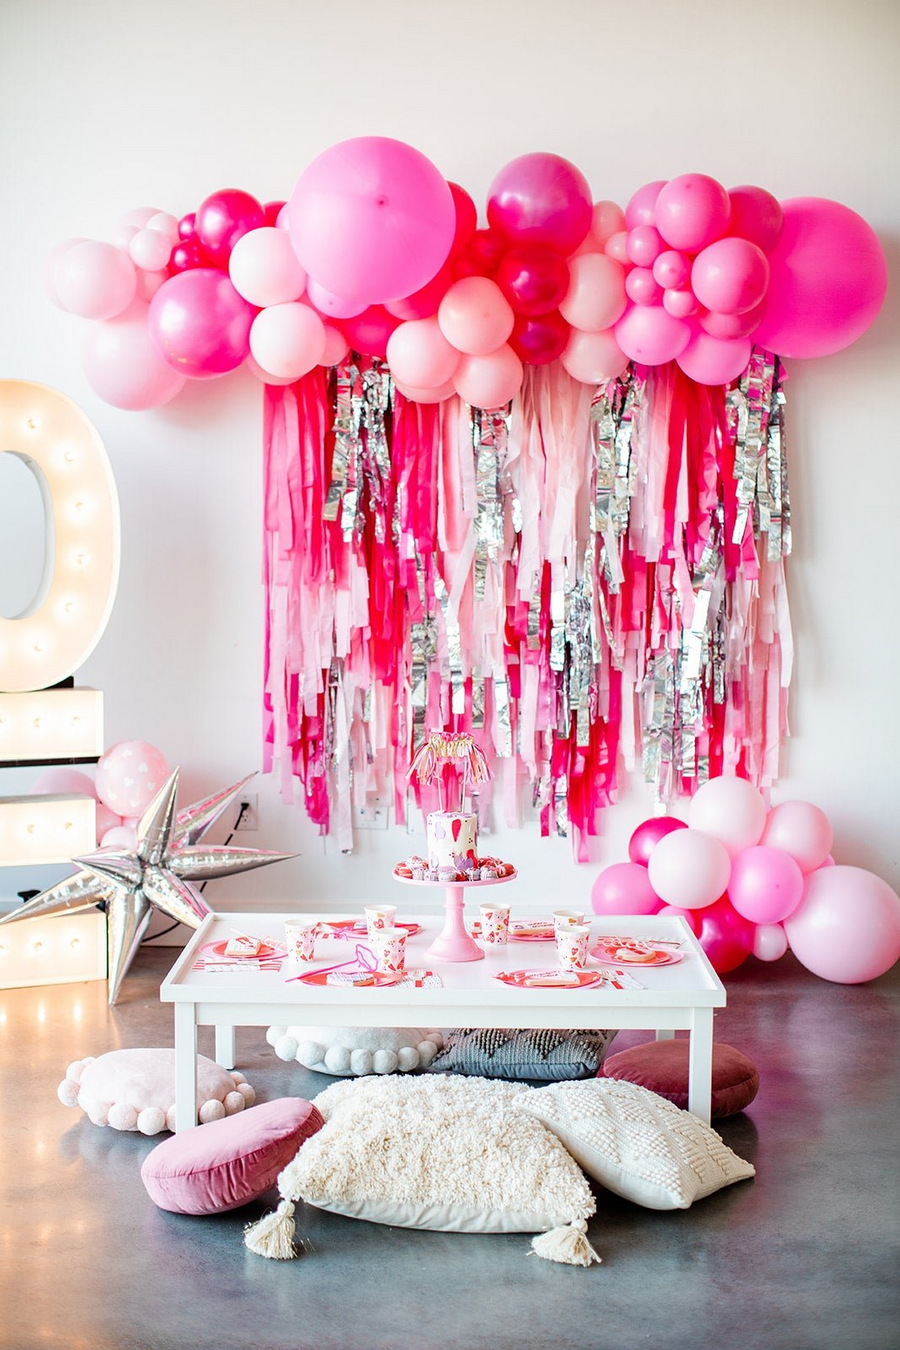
599 1040 760 1118
141 1098 324 1215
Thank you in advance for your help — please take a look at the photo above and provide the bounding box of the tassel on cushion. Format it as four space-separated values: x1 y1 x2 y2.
243 1198 299 1260
530 1219 601 1267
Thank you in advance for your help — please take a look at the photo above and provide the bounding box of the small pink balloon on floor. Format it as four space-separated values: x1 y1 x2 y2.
627 815 687 867
752 923 788 962
784 867 900 984
95 741 169 817
591 862 661 916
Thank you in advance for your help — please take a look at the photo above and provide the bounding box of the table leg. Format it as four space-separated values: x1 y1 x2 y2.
174 1002 198 1132
215 1024 236 1070
688 1007 714 1125
655 1029 676 1041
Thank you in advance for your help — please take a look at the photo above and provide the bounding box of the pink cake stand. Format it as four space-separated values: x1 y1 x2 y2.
393 870 517 963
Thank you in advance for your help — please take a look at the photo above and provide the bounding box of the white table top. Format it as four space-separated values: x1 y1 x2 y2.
160 911 726 1021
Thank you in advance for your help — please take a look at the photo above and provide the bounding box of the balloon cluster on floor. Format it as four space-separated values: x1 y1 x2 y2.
30 739 169 848
45 138 886 411
592 779 900 985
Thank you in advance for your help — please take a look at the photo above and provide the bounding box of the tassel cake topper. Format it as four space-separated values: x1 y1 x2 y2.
408 731 492 813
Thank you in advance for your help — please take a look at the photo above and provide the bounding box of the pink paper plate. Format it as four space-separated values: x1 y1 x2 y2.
209 941 281 960
590 944 684 968
494 969 604 990
295 968 405 988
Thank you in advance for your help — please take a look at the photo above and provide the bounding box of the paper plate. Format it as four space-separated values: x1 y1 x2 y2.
494 969 604 990
295 968 404 988
322 920 421 937
209 941 281 960
590 944 684 968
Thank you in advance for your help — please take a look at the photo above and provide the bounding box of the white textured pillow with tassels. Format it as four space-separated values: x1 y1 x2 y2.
244 1075 600 1266
516 1078 755 1211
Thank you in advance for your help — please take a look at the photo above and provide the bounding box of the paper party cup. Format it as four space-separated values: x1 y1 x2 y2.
479 903 511 945
284 918 318 962
371 926 407 974
553 908 585 931
556 924 591 971
365 904 397 938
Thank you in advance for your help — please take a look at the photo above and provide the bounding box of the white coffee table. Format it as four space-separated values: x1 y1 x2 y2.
160 911 726 1130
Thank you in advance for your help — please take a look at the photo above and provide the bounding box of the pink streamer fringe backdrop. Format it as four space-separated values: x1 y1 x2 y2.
263 351 791 858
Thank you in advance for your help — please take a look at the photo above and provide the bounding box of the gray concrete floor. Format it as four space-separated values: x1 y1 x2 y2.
1 945 898 1350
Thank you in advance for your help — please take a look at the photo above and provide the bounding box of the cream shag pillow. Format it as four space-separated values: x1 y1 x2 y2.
517 1078 755 1211
244 1075 600 1267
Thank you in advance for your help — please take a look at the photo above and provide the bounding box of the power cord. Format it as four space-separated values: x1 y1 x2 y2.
142 799 251 943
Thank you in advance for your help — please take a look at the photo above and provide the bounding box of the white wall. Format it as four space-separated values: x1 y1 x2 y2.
1 0 897 920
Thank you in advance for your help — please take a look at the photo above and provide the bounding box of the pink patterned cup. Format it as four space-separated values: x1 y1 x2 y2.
284 918 318 962
479 903 511 945
371 927 407 974
553 908 585 932
365 905 397 938
556 924 591 971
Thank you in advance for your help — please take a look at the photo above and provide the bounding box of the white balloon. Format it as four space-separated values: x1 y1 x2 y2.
230 227 306 308
249 303 326 380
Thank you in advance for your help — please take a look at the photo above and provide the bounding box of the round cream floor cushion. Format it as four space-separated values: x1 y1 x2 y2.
266 1025 443 1076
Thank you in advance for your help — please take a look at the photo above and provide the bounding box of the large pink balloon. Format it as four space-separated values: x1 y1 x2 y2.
727 186 783 253
386 317 460 389
559 254 627 331
615 305 690 365
655 175 732 254
95 740 169 817
487 153 592 255
728 845 805 924
453 346 523 408
83 299 187 410
438 277 514 356
689 776 767 858
784 867 900 984
696 897 755 974
56 241 137 320
762 800 833 873
591 862 661 916
690 238 770 315
306 280 367 320
195 189 265 266
752 198 887 358
627 815 687 866
288 138 455 306
148 270 255 379
647 828 731 910
561 327 629 385
676 329 752 386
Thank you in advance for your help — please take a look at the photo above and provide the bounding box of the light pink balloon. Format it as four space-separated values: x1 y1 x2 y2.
587 200 626 249
229 227 307 308
31 767 96 796
561 327 629 385
604 231 630 265
386 316 460 388
663 288 698 319
752 922 788 962
288 136 455 305
95 740 168 817
101 825 138 850
784 866 900 984
728 845 805 923
56 241 137 320
83 300 187 411
438 277 514 356
689 776 767 857
394 378 456 404
95 801 122 842
625 181 666 230
129 228 173 273
119 207 162 229
677 328 752 385
453 345 523 408
614 305 690 365
43 237 88 308
762 800 833 872
655 175 732 253
626 226 664 268
320 325 349 367
656 905 700 936
647 828 731 910
690 237 770 315
244 355 297 386
591 862 661 916
250 302 326 380
727 186 783 253
653 251 691 290
305 279 367 320
559 254 626 331
625 268 662 307
147 212 179 241
818 854 836 869
134 269 167 304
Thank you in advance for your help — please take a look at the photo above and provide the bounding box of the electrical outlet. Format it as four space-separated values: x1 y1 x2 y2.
356 797 389 830
235 794 258 831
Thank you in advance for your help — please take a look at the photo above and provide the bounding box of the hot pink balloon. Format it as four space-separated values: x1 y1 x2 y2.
625 268 663 307
663 289 698 320
784 867 900 984
229 227 307 308
263 200 286 228
448 182 478 257
689 776 767 857
696 897 755 974
453 345 523 408
615 305 690 365
728 845 805 924
752 197 887 359
626 226 664 268
95 740 168 817
495 244 570 317
628 815 688 867
653 251 691 290
625 181 666 230
559 254 626 332
699 303 765 339
341 305 401 360
560 327 629 385
249 303 326 380
393 378 456 405
762 800 833 873
438 277 514 356
384 264 452 321
288 137 455 306
727 186 783 253
148 270 255 379
509 310 569 366
655 174 732 254
195 188 265 266
752 923 788 963
465 228 508 275
690 237 769 315
56 241 137 320
647 828 731 910
83 299 187 410
178 213 196 240
386 317 460 389
677 328 752 385
591 862 661 916
487 153 592 255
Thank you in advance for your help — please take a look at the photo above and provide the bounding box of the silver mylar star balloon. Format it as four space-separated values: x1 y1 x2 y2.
0 769 296 1005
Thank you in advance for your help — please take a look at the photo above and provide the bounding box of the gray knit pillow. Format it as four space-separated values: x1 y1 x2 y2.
426 1028 617 1081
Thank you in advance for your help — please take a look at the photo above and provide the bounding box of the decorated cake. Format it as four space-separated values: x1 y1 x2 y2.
427 811 478 873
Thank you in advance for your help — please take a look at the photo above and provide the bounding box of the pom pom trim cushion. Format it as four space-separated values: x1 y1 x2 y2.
141 1098 324 1215
266 1025 443 1076
427 1027 617 1080
599 1039 760 1118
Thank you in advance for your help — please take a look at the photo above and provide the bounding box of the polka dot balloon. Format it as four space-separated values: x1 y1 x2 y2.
95 740 168 817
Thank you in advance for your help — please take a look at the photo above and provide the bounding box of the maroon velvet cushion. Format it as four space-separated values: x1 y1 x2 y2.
141 1097 323 1215
599 1040 759 1118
